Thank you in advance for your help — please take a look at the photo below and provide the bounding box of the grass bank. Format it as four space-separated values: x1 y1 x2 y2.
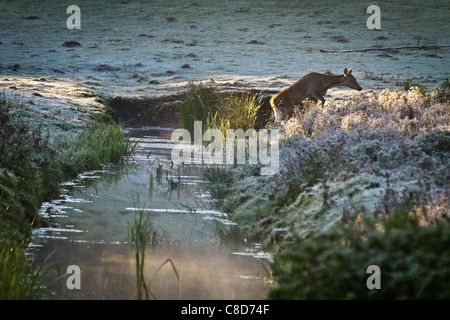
202 80 450 299
0 95 135 299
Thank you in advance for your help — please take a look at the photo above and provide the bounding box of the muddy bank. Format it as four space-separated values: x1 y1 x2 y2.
107 89 276 129
107 95 181 128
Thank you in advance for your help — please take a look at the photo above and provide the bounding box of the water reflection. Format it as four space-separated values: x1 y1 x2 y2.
31 127 269 299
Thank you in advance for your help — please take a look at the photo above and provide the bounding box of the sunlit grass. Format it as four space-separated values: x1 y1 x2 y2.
217 91 262 132
178 82 262 138
0 240 47 299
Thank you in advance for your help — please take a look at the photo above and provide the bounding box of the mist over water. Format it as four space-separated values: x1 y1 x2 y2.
31 127 268 299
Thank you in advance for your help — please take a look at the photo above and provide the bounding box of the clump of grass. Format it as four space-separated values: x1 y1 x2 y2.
200 164 233 205
216 91 262 133
56 121 137 177
178 82 262 138
178 82 218 138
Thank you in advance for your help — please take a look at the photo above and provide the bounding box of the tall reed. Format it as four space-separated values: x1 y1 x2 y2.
127 195 153 300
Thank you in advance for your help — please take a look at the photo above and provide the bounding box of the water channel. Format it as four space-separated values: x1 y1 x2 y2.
29 126 269 300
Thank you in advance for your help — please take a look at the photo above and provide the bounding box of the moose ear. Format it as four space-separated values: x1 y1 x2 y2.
348 68 352 74
343 67 348 75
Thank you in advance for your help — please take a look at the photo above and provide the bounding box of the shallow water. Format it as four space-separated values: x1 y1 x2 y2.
30 127 269 300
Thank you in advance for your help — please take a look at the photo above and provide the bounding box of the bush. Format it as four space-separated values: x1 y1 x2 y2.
269 212 450 299
0 101 62 239
282 87 450 138
435 79 450 104
416 130 450 156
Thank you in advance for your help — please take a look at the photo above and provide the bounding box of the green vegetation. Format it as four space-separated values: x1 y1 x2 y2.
0 98 61 240
178 82 262 138
216 91 262 132
56 121 137 177
0 240 48 299
402 79 426 92
178 82 218 137
269 201 450 299
127 195 181 300
127 196 154 300
435 78 450 103
0 95 136 299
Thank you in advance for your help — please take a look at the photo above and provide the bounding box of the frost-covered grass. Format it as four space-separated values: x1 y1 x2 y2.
202 81 450 299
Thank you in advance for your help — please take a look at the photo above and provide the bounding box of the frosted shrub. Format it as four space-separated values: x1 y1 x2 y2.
282 86 449 139
313 112 339 134
281 116 302 137
341 111 367 132
407 86 429 106
420 103 450 134
378 88 406 112
278 127 413 187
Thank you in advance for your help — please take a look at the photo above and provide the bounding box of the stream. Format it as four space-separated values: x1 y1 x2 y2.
29 126 269 300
